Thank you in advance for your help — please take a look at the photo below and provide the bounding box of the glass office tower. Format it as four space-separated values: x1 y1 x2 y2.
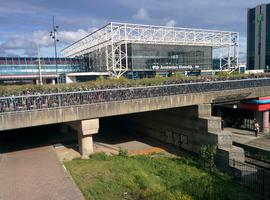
247 3 270 70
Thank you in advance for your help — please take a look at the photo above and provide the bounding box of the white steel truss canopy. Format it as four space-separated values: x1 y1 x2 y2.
62 22 240 78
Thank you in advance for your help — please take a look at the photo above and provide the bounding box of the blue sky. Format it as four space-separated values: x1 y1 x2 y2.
0 0 267 61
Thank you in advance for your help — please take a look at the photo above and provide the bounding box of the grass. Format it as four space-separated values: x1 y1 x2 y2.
64 153 258 200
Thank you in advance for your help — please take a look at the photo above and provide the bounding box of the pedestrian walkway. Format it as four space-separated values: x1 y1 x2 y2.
246 134 270 152
226 127 270 152
0 145 84 200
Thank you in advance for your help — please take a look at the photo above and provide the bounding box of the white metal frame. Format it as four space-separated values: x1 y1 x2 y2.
62 22 240 78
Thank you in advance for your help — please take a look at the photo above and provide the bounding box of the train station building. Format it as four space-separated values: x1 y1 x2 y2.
0 23 240 83
62 22 240 78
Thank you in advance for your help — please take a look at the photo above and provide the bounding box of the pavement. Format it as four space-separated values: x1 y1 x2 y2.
226 127 270 152
0 145 84 200
246 134 270 151
0 127 84 200
94 136 166 156
55 134 167 161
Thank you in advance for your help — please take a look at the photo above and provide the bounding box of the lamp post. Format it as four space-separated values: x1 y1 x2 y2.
37 45 43 85
50 16 59 87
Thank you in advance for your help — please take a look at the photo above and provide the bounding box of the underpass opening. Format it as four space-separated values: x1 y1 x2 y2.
212 103 255 131
0 124 78 155
97 115 176 156
96 104 223 157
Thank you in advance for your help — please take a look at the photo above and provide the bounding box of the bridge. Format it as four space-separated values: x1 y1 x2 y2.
1 77 270 161
0 57 83 84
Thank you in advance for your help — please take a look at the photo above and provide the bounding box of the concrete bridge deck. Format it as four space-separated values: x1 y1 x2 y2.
1 77 270 131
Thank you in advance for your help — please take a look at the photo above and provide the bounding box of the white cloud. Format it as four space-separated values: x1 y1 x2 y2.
0 28 92 56
132 8 151 21
3 36 32 49
32 29 91 47
58 29 89 44
165 19 177 27
32 31 53 47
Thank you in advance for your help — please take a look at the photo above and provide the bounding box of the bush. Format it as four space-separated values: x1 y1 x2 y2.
216 71 230 77
89 152 110 161
171 72 184 78
96 75 105 82
200 145 217 172
1 73 270 97
118 147 129 157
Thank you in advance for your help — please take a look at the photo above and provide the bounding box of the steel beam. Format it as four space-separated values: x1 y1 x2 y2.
62 22 240 77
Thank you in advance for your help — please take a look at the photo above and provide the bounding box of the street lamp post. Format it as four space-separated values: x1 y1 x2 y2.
50 16 60 87
37 46 43 85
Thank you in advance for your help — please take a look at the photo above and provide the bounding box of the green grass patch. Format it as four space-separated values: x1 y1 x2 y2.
64 153 257 200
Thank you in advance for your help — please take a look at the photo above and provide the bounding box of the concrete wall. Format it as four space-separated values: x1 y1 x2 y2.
114 105 244 166
118 105 227 153
2 85 270 131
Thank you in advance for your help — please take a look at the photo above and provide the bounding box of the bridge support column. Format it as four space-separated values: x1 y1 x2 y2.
68 119 99 158
263 110 269 133
78 119 99 158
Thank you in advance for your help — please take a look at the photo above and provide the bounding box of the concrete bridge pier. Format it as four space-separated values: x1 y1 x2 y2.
68 119 99 158
255 110 269 133
263 110 269 133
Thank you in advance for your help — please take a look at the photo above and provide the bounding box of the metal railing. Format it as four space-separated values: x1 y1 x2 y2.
1 77 270 114
230 159 270 198
140 156 270 199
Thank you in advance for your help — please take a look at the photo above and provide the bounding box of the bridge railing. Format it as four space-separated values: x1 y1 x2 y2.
1 77 270 114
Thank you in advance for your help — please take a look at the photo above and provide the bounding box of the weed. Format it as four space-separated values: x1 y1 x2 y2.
118 147 129 157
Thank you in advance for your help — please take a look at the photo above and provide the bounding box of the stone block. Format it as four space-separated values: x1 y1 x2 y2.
81 119 99 135
198 104 212 117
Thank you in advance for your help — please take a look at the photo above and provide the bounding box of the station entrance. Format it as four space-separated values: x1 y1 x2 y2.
212 104 255 131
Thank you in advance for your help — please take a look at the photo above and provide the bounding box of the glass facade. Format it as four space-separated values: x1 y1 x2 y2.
266 4 270 69
0 57 84 77
129 44 212 71
247 4 270 70
84 44 212 72
248 8 255 69
85 48 107 72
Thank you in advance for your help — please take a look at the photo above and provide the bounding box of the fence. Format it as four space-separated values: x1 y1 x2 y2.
228 159 270 198
1 77 270 114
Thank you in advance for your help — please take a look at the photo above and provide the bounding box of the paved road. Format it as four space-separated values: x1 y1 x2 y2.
0 144 84 200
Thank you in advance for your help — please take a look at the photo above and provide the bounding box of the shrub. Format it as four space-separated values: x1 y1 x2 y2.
89 152 110 161
216 71 230 77
1 73 270 97
200 145 217 172
118 147 129 157
171 72 184 78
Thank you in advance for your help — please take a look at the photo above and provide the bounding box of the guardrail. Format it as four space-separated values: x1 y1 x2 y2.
1 77 270 114
230 159 270 198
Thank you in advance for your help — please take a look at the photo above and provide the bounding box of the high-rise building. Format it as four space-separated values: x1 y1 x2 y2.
247 3 270 70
